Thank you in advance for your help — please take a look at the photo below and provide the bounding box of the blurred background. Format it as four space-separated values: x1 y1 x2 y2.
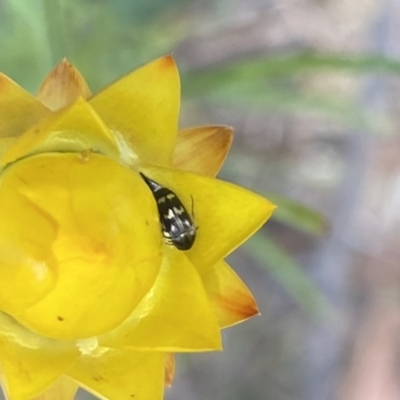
1 0 400 399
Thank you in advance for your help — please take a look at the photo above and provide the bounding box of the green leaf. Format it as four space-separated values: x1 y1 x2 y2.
266 193 329 236
244 233 335 319
182 53 397 129
204 82 372 130
182 52 400 95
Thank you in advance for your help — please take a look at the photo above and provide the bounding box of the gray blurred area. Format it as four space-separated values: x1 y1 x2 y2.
2 0 400 399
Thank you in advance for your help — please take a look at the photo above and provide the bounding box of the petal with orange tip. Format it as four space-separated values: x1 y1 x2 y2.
0 73 50 138
1 98 119 168
0 312 79 400
202 260 259 328
67 348 165 400
164 353 175 388
32 376 79 400
90 56 180 165
37 58 92 112
173 125 233 176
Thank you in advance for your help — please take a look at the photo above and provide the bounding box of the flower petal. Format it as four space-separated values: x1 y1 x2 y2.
99 246 222 351
67 348 165 400
1 98 119 168
202 260 259 328
0 138 16 159
90 56 180 165
2 153 162 340
173 125 233 176
139 166 276 272
0 73 50 138
37 58 92 111
164 353 175 387
32 376 79 400
0 187 57 315
0 312 79 400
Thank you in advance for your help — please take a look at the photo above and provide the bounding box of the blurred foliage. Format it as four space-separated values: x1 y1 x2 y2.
182 53 400 130
0 0 189 92
243 234 334 318
266 193 328 237
1 0 400 332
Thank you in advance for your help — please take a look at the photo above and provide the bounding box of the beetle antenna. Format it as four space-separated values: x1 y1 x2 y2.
191 195 199 231
191 195 195 219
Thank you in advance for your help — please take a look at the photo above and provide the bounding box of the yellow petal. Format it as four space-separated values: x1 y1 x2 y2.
164 353 175 387
0 73 50 138
0 138 16 158
0 187 57 314
0 312 79 400
90 56 180 165
202 260 259 328
37 58 92 111
173 125 233 176
99 246 221 351
139 166 276 272
67 348 165 400
32 376 79 400
2 153 162 340
1 98 119 168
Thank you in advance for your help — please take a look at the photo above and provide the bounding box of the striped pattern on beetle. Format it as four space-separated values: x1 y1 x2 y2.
140 172 196 250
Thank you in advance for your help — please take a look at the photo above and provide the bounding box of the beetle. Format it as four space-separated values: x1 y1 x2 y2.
140 172 196 250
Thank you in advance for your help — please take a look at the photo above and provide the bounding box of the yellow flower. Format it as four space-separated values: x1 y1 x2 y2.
0 56 275 400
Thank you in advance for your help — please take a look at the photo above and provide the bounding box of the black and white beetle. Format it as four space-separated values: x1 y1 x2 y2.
140 172 196 250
